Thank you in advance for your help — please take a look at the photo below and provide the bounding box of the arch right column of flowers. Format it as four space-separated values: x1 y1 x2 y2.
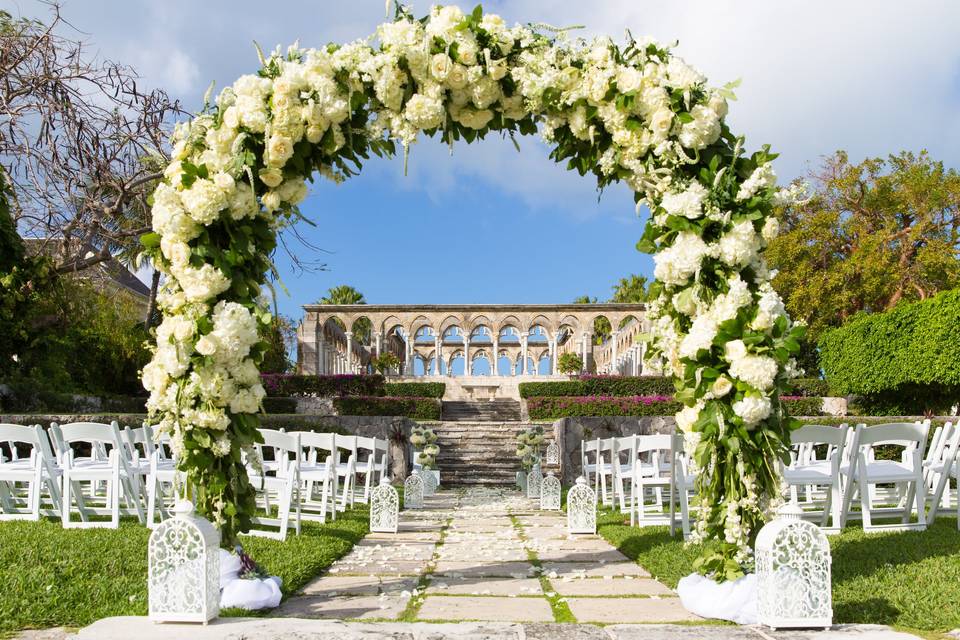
141 4 805 582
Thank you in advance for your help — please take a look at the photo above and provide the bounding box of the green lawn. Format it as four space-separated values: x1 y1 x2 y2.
597 508 960 634
0 505 368 635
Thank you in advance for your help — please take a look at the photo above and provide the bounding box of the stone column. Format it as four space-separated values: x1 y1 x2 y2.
549 337 557 375
520 332 529 375
581 333 590 374
610 330 619 375
374 331 382 358
463 339 470 377
318 333 326 374
345 331 354 374
492 336 499 376
405 334 414 375
434 336 442 376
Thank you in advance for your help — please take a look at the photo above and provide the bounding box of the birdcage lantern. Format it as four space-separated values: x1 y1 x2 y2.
540 472 561 511
567 476 597 534
370 478 399 533
421 467 439 497
756 502 833 630
545 442 560 466
404 470 424 510
526 463 542 499
148 500 220 623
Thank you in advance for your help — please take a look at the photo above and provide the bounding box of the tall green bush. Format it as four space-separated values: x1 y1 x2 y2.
819 290 960 413
519 376 675 398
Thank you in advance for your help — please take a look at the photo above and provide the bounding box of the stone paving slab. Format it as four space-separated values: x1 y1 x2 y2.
535 548 631 563
72 618 925 639
433 560 537 578
426 576 544 596
542 561 652 578
417 596 555 622
552 576 674 596
329 561 428 576
274 593 409 620
566 597 700 623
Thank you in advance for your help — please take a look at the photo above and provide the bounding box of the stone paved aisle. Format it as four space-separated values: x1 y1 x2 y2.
276 486 699 624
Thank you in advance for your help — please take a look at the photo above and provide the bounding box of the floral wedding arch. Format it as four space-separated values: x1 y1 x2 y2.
141 4 805 581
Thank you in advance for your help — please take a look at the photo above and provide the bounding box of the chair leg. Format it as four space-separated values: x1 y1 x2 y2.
859 480 873 531
61 473 72 527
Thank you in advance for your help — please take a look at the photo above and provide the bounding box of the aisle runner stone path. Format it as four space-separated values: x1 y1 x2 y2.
277 487 699 624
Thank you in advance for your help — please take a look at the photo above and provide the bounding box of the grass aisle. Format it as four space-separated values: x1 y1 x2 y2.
597 508 960 635
0 505 368 635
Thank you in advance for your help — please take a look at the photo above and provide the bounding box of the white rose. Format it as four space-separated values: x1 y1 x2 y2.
724 339 747 362
262 191 281 212
711 376 734 398
259 168 283 188
649 108 674 140
266 134 294 168
446 64 468 89
213 172 235 193
430 53 452 81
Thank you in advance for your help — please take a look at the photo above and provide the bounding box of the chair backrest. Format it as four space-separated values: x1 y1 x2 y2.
636 433 673 455
56 421 123 447
0 423 43 449
259 428 301 456
356 436 376 456
791 424 848 446
337 435 358 465
297 431 336 454
614 435 637 461
857 422 929 448
123 424 156 459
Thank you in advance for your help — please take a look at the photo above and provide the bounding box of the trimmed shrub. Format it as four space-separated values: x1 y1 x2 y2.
819 289 960 414
526 395 680 420
383 382 445 398
262 397 298 414
787 378 833 398
781 396 824 416
259 374 386 397
333 395 441 420
519 376 674 399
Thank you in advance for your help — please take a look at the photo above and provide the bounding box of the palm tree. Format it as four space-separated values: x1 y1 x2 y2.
317 285 371 343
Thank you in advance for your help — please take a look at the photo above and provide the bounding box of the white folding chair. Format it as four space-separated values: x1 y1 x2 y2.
0 424 63 520
631 434 674 528
335 435 358 511
146 429 180 527
296 431 338 523
783 424 849 531
246 429 301 540
669 433 697 539
840 422 929 532
55 421 145 528
923 422 959 525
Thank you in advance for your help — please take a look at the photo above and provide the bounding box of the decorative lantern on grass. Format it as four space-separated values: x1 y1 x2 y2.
540 472 561 511
545 442 560 466
567 476 596 534
756 502 832 630
526 463 542 499
404 470 424 510
148 500 220 623
370 478 399 533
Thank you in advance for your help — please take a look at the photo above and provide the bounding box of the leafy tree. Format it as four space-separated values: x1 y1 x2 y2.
557 352 584 374
260 315 297 374
316 284 371 343
572 294 610 345
768 150 960 339
372 352 401 375
610 274 649 303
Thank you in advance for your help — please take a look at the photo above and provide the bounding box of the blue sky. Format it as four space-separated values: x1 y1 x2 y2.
12 0 960 321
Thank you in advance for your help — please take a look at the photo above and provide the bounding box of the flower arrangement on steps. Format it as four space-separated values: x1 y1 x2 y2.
140 0 804 583
410 425 440 485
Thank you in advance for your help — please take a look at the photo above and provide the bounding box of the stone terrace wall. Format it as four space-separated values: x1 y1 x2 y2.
552 415 676 485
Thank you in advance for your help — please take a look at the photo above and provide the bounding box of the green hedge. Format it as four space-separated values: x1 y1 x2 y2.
262 397 298 414
333 396 441 420
819 290 960 414
787 378 833 398
519 376 675 399
526 396 681 420
0 384 146 414
781 397 824 416
383 382 445 398
260 374 386 397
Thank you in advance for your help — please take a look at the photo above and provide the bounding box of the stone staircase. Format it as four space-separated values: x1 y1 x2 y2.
434 421 526 486
441 399 522 422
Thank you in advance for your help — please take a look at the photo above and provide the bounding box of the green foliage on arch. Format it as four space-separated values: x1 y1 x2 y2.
142 4 801 579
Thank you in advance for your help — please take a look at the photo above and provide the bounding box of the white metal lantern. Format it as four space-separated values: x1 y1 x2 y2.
545 442 560 466
404 470 424 510
526 463 542 499
421 468 439 497
567 476 597 534
756 502 833 630
148 500 220 623
370 478 399 533
540 472 561 511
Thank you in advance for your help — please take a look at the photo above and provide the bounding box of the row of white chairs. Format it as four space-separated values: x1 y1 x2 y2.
0 422 389 541
581 420 959 538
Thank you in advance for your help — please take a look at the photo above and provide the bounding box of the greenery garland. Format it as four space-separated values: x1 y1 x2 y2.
142 3 803 578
